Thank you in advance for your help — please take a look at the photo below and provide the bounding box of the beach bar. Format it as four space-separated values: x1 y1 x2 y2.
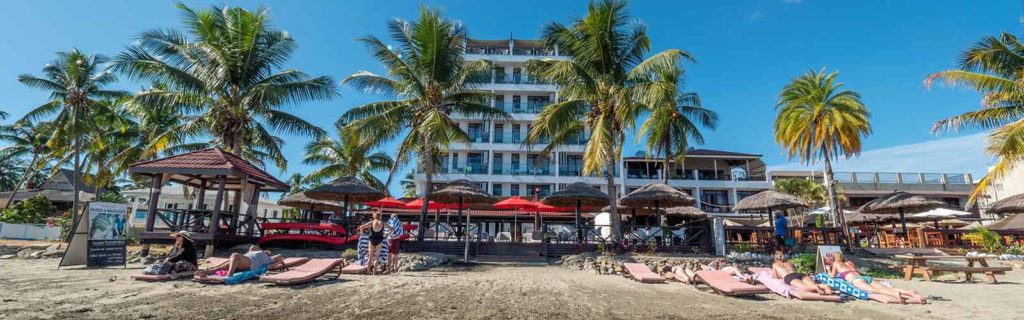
129 148 290 256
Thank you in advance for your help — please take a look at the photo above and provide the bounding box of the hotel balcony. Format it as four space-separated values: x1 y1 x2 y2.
464 38 569 63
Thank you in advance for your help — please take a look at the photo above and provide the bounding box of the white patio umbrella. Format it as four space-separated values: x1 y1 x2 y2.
911 207 971 228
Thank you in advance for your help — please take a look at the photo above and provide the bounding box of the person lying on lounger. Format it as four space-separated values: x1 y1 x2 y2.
770 250 833 294
195 245 283 279
828 252 926 304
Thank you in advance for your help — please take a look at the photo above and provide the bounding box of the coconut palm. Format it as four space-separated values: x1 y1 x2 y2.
926 32 1024 202
302 127 395 191
18 49 126 219
775 68 871 244
340 6 509 239
523 0 691 239
636 63 717 184
400 170 417 198
111 4 336 170
0 120 55 208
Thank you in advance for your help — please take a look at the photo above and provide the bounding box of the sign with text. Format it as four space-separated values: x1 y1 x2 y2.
86 202 128 268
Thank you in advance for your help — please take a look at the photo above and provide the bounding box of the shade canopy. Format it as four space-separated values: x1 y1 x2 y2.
494 196 539 210
619 183 695 208
857 192 945 215
663 206 708 219
986 193 1024 215
845 211 900 224
986 214 1024 232
733 190 808 212
405 197 452 210
533 202 568 213
541 182 609 207
910 207 972 219
278 191 345 211
304 176 383 202
431 179 497 204
364 197 406 208
128 148 290 191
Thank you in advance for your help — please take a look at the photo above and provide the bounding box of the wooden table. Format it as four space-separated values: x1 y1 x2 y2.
894 255 1012 283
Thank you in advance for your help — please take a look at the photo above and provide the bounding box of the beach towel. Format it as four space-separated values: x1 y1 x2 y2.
388 216 404 238
753 270 791 298
212 266 269 285
355 230 389 266
813 273 868 300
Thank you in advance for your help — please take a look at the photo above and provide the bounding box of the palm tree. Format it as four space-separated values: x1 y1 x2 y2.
111 3 336 170
636 63 717 184
399 170 417 198
18 49 126 219
524 0 691 239
340 6 509 239
774 68 871 245
281 173 307 200
926 32 1024 202
0 120 55 208
302 126 395 191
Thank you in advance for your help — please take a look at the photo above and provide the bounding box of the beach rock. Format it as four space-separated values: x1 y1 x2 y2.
16 249 35 259
0 254 14 259
142 257 157 265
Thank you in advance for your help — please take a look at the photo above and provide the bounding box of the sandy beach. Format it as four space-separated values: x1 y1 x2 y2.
2 255 1023 320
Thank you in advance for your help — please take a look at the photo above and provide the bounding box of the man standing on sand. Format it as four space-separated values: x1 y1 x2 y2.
774 212 789 252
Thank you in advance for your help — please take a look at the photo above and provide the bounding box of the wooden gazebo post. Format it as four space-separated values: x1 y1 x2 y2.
140 173 164 256
207 176 226 258
245 184 262 236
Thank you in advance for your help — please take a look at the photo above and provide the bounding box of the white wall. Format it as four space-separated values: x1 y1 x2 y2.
0 222 62 241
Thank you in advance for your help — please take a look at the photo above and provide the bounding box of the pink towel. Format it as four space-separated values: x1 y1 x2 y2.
754 270 791 298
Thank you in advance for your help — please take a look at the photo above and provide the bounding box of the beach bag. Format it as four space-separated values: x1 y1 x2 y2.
143 262 172 275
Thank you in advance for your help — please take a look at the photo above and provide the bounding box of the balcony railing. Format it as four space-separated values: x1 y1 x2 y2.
625 169 769 182
559 166 618 177
443 162 489 175
493 164 553 176
466 46 559 57
466 132 490 143
833 171 974 185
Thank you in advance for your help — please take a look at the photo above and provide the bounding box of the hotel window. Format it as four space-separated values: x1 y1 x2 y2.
510 184 520 196
494 124 504 142
494 95 505 110
492 184 503 196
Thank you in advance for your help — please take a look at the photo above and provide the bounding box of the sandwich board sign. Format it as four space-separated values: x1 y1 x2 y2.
815 245 843 274
59 202 128 268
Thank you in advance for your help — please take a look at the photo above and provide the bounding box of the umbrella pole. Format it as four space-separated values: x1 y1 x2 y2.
457 197 464 241
655 200 662 246
343 195 350 233
899 208 909 247
933 219 939 229
464 208 471 262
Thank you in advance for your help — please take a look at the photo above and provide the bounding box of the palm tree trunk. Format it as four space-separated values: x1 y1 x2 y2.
822 149 852 248
606 151 621 242
416 146 433 241
663 134 671 184
4 153 38 209
71 105 81 224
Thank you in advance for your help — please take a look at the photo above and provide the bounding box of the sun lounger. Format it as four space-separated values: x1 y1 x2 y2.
622 263 665 283
267 257 310 272
693 270 769 296
666 267 693 284
341 262 369 274
260 259 343 285
194 266 269 285
748 268 841 302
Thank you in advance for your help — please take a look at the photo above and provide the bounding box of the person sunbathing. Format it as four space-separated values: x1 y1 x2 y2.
696 257 751 281
828 252 926 304
195 245 283 279
770 250 833 294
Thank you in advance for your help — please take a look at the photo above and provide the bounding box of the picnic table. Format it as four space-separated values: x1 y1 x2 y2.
894 255 1012 283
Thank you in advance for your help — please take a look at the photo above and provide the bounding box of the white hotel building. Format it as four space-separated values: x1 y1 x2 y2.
412 38 775 212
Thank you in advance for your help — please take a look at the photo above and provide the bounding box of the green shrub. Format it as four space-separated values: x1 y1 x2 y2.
792 253 816 274
862 267 901 279
964 226 1003 253
341 248 358 260
734 243 753 253
0 195 56 224
1006 242 1024 255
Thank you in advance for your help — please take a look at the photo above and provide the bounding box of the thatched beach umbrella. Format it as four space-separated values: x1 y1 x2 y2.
279 191 345 220
620 183 695 239
432 179 496 240
987 214 1024 232
858 191 945 243
986 193 1024 216
543 182 609 243
732 190 808 228
304 176 383 227
664 206 708 219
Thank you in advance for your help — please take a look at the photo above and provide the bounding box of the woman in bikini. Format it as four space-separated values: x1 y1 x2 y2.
828 252 925 303
358 210 392 275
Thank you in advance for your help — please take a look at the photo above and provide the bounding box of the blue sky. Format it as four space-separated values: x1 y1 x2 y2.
0 1 1018 195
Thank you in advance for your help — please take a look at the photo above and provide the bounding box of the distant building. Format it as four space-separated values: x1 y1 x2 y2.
121 187 287 228
622 149 772 213
978 165 1024 219
770 170 976 214
0 169 96 210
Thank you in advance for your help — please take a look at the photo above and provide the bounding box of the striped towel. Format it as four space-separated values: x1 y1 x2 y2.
388 216 404 238
355 230 390 266
813 273 868 300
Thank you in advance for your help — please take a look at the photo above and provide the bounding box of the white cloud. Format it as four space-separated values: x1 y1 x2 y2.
748 11 763 21
768 132 993 177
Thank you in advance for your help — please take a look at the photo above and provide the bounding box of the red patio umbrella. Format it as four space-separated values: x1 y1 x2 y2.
405 197 448 210
364 197 406 208
493 196 539 210
534 202 567 213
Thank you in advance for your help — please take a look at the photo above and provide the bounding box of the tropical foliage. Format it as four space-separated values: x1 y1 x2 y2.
926 32 1024 202
302 126 395 191
111 3 336 170
399 170 417 198
339 6 508 238
0 120 54 207
524 0 691 238
636 61 717 183
774 68 870 235
0 195 56 224
964 226 1004 253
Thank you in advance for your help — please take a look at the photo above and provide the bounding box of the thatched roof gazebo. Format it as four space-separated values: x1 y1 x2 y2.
986 193 1024 216
431 180 495 241
664 206 708 219
543 182 609 243
304 176 384 231
279 191 345 212
858 191 945 240
733 190 808 228
986 214 1024 232
620 183 696 238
